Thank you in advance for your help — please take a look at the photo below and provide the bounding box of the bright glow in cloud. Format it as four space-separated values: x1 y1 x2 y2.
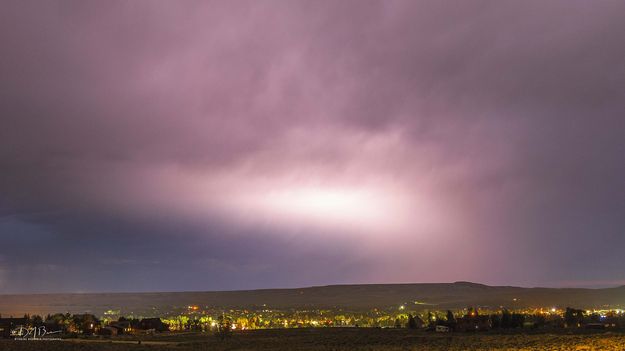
266 187 376 217
236 185 402 231
75 126 456 245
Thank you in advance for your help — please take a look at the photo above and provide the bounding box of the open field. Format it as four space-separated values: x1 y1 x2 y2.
2 329 625 350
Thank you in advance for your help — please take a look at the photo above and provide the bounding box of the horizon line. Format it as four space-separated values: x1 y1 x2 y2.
2 281 624 296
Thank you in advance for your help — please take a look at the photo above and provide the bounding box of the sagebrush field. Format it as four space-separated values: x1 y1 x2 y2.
2 329 625 351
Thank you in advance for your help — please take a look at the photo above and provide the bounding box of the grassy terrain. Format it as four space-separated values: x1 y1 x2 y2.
2 329 625 350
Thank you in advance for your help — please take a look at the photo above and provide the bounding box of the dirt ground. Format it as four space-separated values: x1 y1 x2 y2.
2 328 625 351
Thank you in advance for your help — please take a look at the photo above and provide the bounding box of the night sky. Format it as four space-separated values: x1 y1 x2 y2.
1 1 625 294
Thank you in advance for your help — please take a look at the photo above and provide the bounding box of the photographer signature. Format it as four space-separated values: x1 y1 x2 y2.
11 325 62 339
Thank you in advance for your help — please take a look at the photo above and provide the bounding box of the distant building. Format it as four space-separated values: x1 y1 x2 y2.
71 314 101 334
99 326 119 336
139 318 169 332
109 320 132 334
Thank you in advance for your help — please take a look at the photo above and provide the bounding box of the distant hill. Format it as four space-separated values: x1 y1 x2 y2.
1 282 624 317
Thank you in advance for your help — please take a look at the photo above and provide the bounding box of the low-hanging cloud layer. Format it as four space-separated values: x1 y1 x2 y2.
1 0 625 293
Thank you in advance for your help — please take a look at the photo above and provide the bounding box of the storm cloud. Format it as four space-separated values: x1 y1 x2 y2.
1 0 624 293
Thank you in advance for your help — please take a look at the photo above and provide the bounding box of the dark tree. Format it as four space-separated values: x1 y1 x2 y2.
501 309 512 328
216 314 233 340
511 313 525 328
490 314 501 329
589 313 601 323
427 311 436 324
407 314 418 329
446 310 456 324
31 315 43 326
564 307 584 327
532 314 546 329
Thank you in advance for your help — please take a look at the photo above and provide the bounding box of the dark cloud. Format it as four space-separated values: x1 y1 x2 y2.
1 0 624 292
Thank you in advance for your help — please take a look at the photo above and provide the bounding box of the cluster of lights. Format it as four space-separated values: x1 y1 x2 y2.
134 304 625 332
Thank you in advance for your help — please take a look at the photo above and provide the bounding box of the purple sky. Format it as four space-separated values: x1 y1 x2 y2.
1 0 625 293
